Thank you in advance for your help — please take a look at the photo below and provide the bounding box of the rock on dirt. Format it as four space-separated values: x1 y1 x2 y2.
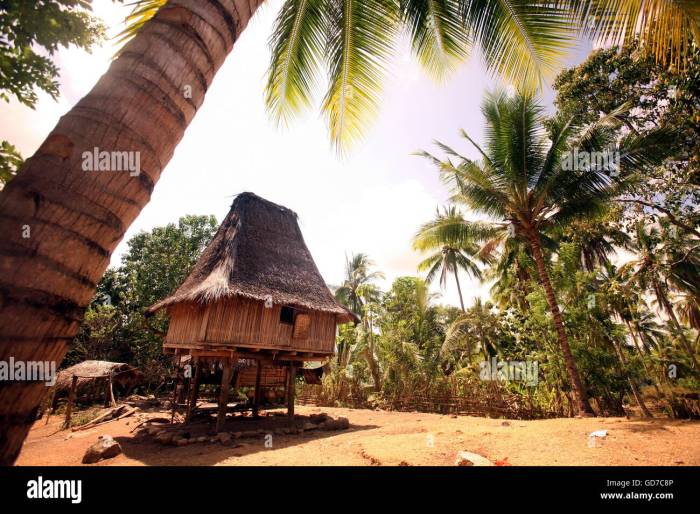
310 413 330 424
455 451 494 466
154 431 175 445
319 417 350 431
217 432 233 445
82 435 122 464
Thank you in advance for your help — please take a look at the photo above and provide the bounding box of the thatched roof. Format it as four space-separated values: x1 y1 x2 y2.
54 361 141 392
147 192 357 323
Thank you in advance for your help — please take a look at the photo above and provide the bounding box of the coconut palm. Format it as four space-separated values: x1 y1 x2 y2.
413 206 484 311
443 298 500 362
621 222 699 369
420 91 676 415
335 253 384 314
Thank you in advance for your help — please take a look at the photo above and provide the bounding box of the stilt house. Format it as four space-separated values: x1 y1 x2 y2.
146 192 356 429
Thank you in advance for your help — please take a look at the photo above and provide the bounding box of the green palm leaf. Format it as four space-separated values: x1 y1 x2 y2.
462 0 576 91
567 0 700 70
114 0 167 46
401 0 470 79
265 0 329 125
322 0 398 150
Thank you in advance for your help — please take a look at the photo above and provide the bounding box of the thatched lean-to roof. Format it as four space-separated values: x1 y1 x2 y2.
148 192 357 323
54 361 141 393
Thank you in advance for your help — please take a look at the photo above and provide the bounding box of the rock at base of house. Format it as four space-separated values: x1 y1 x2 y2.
309 413 330 424
319 417 350 431
217 432 233 445
82 435 122 464
454 451 494 467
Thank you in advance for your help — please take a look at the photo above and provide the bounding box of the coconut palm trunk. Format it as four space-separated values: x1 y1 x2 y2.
0 0 264 465
610 338 653 418
454 270 466 312
526 231 595 416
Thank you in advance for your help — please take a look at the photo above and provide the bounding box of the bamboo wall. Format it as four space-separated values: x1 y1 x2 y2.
237 363 287 387
164 297 337 354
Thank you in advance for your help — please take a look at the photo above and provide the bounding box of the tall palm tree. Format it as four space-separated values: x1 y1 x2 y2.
421 91 675 415
621 222 699 369
443 298 500 361
413 206 483 311
0 0 693 462
335 253 384 314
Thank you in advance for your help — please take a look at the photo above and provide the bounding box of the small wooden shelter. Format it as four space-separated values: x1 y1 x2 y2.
50 360 143 426
147 192 356 429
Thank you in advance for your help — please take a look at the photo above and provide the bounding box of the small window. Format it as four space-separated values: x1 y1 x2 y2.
293 313 311 339
280 306 295 325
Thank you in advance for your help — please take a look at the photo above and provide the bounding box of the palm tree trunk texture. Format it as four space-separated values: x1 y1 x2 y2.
666 306 699 370
625 320 666 400
454 270 465 312
526 232 595 416
611 338 653 418
0 0 264 465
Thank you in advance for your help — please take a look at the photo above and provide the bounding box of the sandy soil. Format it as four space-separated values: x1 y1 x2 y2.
16 405 700 466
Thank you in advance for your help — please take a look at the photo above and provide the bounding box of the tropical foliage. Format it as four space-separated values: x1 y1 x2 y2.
66 215 218 388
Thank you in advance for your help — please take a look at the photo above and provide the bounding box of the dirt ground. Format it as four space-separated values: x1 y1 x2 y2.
16 405 700 466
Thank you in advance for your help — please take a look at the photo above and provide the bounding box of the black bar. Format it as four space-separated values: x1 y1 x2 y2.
1 466 696 507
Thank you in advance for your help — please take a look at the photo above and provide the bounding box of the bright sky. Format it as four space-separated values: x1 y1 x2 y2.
0 1 592 309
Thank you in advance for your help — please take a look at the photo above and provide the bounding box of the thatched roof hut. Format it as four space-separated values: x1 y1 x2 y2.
54 361 142 396
146 193 355 427
147 192 356 358
148 192 355 320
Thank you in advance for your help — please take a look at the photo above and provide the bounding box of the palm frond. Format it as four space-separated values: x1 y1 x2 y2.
266 0 329 124
401 0 470 79
322 0 398 151
462 0 577 91
114 0 166 47
568 0 700 70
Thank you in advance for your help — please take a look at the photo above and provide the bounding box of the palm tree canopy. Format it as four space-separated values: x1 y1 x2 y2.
413 206 485 288
426 91 676 237
266 0 578 150
335 252 385 313
118 1 699 151
567 0 700 70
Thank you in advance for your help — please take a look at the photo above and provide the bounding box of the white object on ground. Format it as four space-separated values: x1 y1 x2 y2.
455 451 494 466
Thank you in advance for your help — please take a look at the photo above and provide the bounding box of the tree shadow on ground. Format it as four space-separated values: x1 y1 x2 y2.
612 418 697 434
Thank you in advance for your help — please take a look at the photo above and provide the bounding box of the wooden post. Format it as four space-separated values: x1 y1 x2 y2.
216 359 233 433
185 361 201 424
44 388 57 425
287 362 297 421
253 360 262 419
170 371 181 424
104 373 116 408
63 375 78 429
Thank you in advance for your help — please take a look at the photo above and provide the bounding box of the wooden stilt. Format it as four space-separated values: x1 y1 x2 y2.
287 363 297 421
104 373 116 408
45 387 57 425
63 375 78 429
185 361 201 424
170 373 181 424
253 360 262 419
216 359 233 433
